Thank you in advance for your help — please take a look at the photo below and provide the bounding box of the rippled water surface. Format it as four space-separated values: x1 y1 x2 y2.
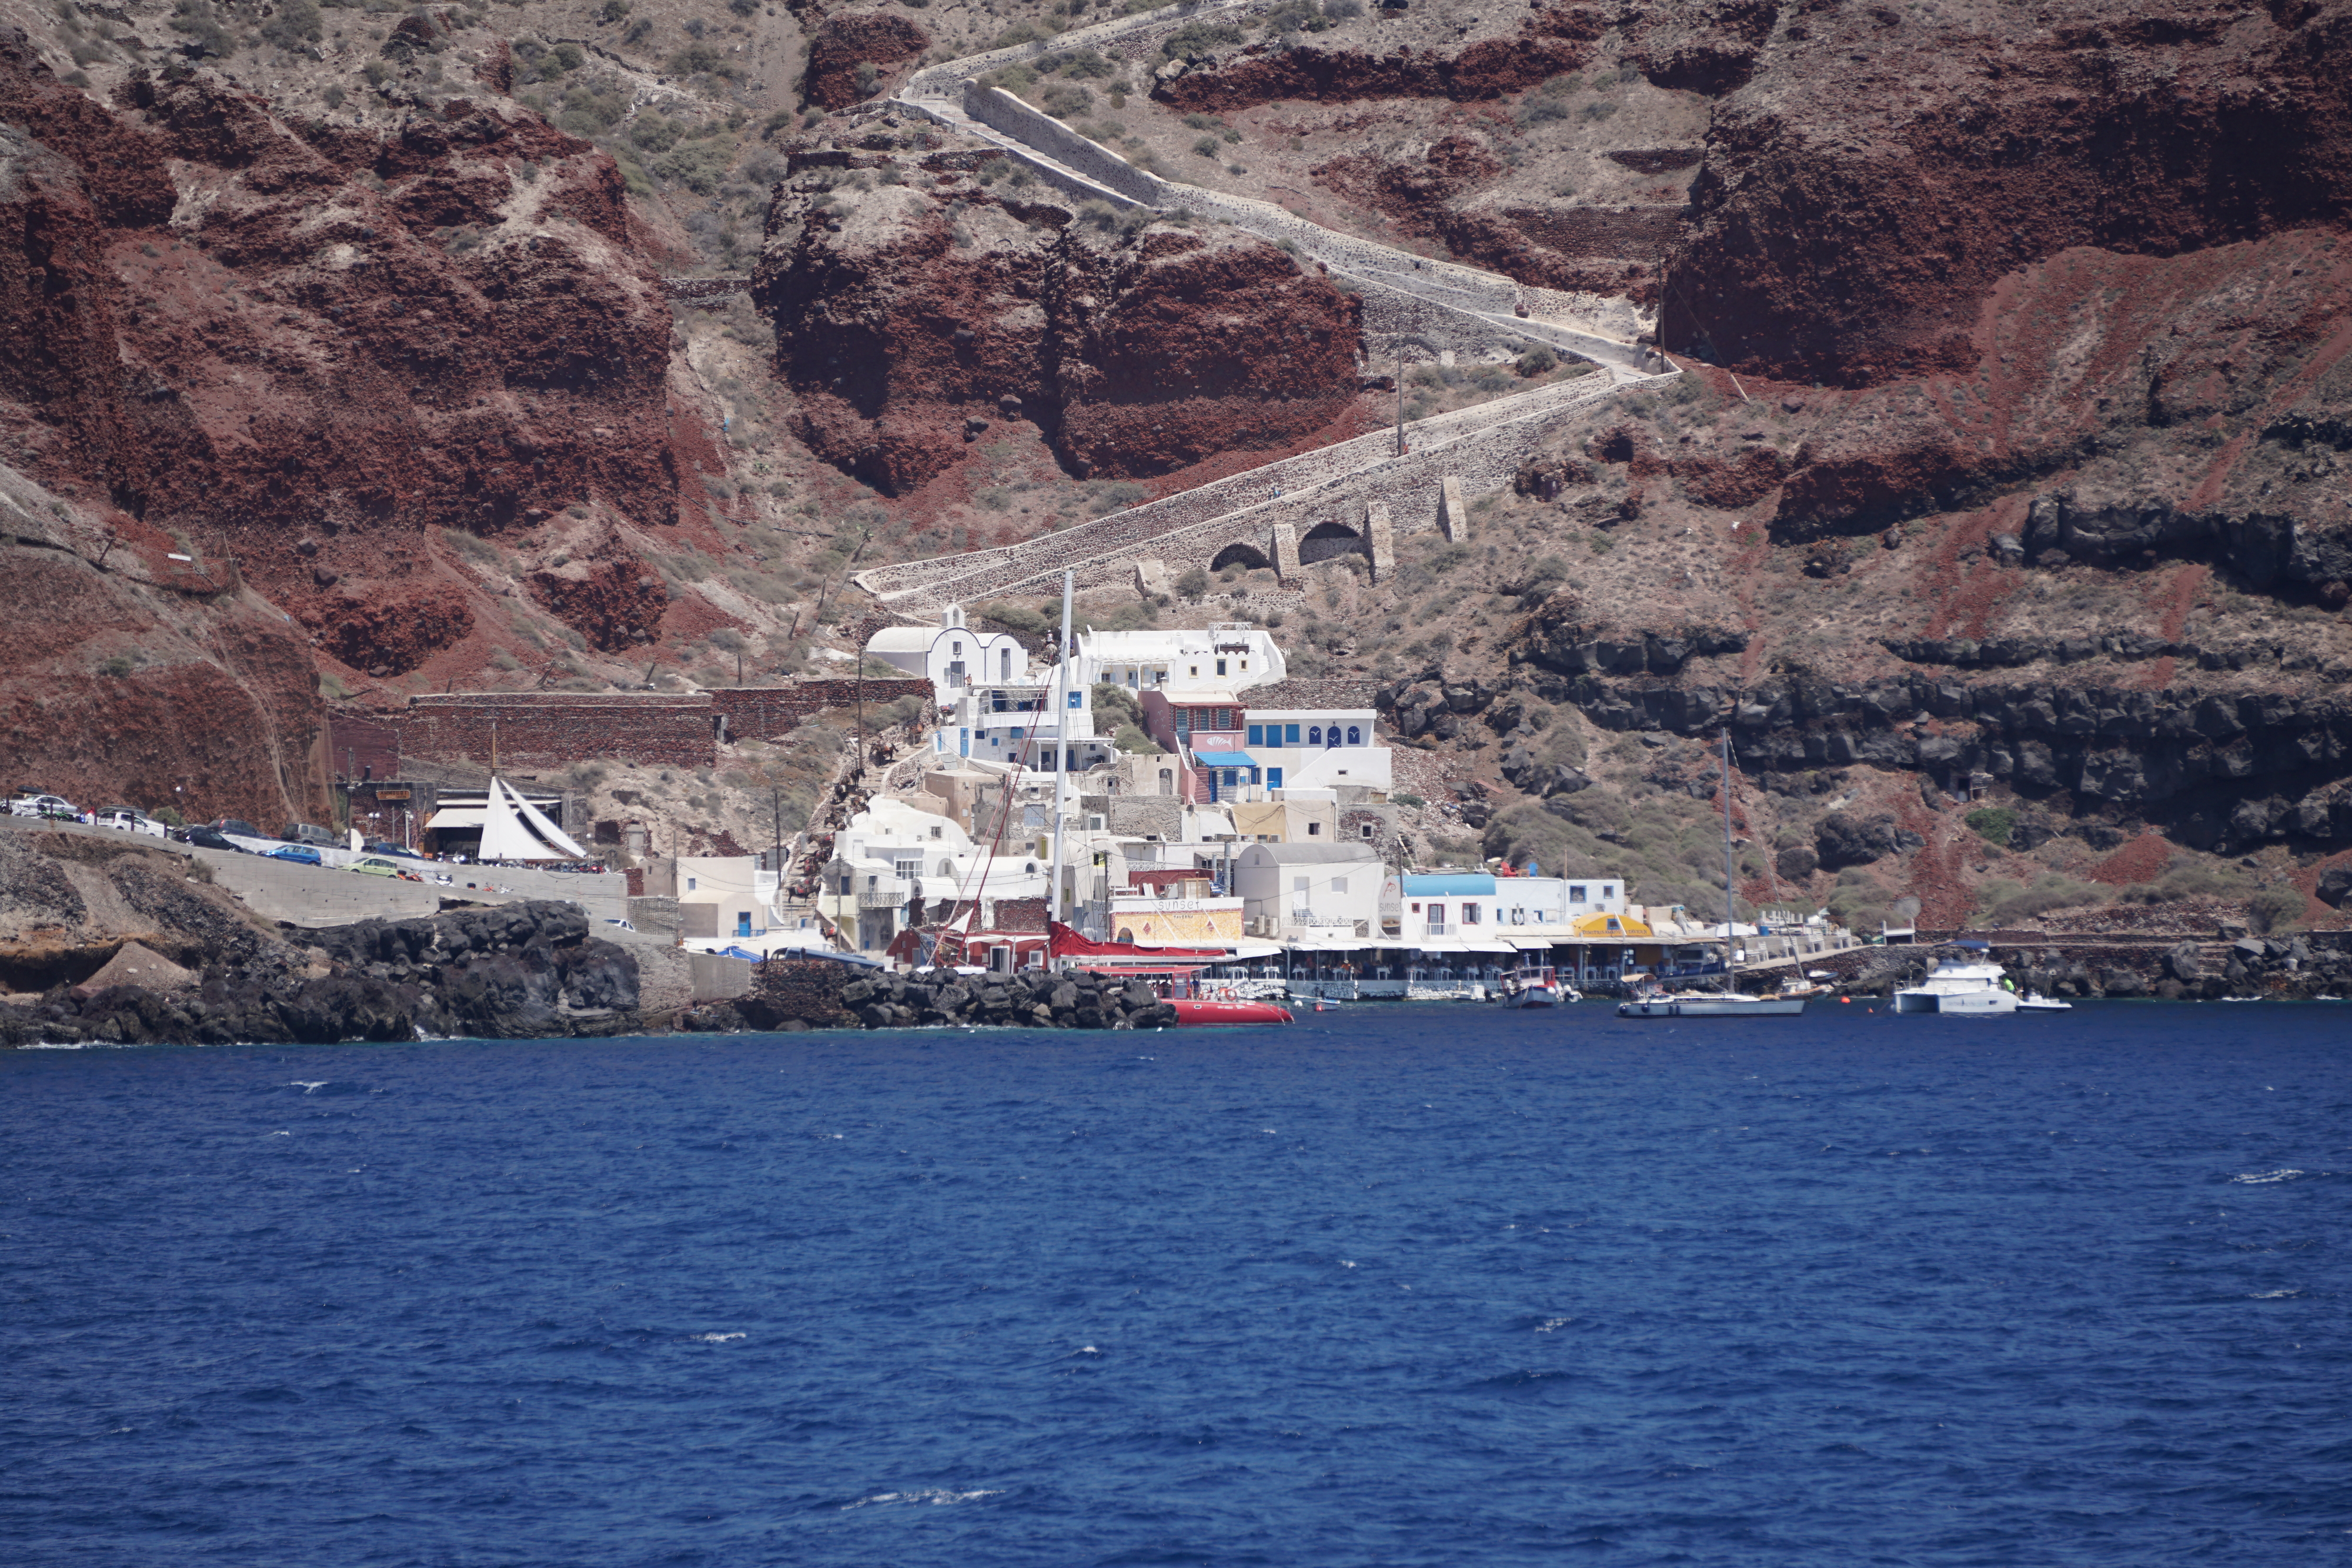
5 1003 2349 1566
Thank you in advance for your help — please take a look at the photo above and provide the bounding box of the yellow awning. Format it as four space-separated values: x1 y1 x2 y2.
1569 913 1652 937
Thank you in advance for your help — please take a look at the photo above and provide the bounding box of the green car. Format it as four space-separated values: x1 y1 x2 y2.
346 857 404 878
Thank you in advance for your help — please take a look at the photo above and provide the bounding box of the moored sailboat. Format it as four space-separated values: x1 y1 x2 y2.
1618 728 1808 1021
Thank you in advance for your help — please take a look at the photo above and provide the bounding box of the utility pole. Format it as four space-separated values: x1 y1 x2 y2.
1394 337 1405 456
1658 255 1667 366
1047 569 1075 940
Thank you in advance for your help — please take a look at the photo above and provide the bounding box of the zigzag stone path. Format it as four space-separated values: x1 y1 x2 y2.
853 1 1678 614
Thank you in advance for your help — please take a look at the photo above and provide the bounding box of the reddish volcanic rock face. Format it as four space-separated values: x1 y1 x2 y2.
530 556 673 653
305 591 476 679
1054 229 1367 477
0 546 330 831
1670 0 2352 386
0 33 740 823
1157 6 1603 112
754 169 1365 493
803 13 931 111
1615 0 1781 95
0 38 697 620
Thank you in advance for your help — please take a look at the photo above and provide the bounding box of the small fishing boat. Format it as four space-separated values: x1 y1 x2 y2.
1497 964 1576 1008
1170 998 1295 1026
2014 990 2073 1012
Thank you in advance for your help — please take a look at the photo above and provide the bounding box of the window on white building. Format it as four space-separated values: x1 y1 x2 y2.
1307 822 1321 836
1463 904 1481 925
1216 658 1227 676
1331 877 1347 894
1429 903 1446 925
1570 885 1587 902
686 876 697 891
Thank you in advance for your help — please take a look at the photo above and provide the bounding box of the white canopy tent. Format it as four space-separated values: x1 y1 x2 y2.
423 776 589 862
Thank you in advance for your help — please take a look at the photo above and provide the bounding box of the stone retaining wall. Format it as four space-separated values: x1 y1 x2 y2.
402 694 716 768
964 83 1165 205
382 682 941 770
921 370 1638 603
1505 205 1686 260
863 365 1632 605
900 0 1287 102
709 679 935 738
661 277 752 300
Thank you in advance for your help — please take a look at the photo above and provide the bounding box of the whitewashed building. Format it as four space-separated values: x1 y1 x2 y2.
1234 843 1385 941
865 604 1032 693
1078 623 1286 696
816 797 1049 951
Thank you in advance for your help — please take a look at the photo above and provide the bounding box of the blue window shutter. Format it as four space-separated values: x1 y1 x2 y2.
1285 724 1300 744
1247 724 1262 746
1268 767 1283 790
1068 690 1082 709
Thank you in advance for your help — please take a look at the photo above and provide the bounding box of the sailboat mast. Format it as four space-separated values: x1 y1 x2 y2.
1047 570 1076 951
1719 727 1737 956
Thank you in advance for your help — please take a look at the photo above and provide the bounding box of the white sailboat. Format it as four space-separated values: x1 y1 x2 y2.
1618 728 1806 1019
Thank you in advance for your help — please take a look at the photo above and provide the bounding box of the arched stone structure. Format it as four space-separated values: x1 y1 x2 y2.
1210 541 1275 573
1298 520 1371 566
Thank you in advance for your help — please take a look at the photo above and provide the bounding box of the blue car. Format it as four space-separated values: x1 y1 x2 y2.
268 844 322 867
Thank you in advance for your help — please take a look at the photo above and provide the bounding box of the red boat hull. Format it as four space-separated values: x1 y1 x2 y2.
1169 999 1294 1027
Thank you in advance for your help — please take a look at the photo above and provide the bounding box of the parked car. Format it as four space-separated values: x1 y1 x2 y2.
176 827 249 852
212 819 264 840
284 822 338 848
362 838 425 861
9 793 78 820
95 807 167 838
346 856 422 880
268 844 322 867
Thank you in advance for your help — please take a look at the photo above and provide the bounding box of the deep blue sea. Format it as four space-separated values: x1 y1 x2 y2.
4 1002 2348 1567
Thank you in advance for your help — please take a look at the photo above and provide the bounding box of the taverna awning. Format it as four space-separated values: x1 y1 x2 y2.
1569 912 1653 937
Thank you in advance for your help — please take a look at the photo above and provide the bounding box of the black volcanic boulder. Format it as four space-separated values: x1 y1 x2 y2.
1815 813 1922 870
1775 844 1820 881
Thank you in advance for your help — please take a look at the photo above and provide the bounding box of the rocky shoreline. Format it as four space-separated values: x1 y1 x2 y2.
833 969 1181 1031
0 902 640 1048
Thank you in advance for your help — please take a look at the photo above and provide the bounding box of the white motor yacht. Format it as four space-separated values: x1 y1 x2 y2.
1893 943 2018 1015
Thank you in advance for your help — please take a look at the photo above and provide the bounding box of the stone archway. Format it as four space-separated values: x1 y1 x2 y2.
1298 520 1369 566
1210 541 1274 573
